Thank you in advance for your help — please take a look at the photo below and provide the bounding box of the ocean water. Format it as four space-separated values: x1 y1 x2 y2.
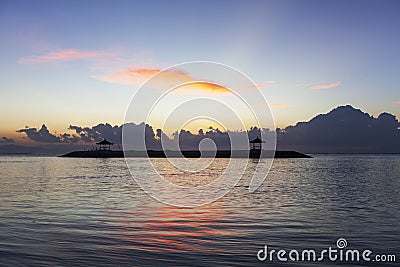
0 155 399 266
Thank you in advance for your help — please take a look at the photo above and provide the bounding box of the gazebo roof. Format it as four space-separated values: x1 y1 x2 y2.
249 136 264 143
96 139 114 145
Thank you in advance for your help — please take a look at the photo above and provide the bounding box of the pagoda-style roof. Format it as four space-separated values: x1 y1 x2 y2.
249 136 264 143
96 139 114 145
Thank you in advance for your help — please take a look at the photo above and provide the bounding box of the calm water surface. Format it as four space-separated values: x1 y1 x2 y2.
0 155 399 266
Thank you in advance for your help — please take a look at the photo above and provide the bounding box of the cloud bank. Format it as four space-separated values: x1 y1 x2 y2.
0 136 15 144
277 105 400 153
16 125 64 143
10 105 400 153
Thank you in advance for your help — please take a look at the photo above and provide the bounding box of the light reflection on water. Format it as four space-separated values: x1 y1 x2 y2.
0 155 399 266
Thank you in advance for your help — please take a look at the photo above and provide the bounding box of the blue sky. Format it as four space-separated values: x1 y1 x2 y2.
0 0 399 141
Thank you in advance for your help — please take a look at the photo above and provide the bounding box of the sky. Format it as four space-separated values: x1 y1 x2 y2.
0 0 399 144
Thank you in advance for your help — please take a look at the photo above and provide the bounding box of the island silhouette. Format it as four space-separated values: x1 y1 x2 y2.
60 136 312 158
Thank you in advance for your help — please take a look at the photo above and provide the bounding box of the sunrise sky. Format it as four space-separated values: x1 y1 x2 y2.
1 0 399 142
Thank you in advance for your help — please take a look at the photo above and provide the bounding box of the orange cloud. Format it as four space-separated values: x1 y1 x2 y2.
94 68 191 85
310 81 341 90
18 49 114 64
175 82 230 94
94 68 230 93
269 103 293 108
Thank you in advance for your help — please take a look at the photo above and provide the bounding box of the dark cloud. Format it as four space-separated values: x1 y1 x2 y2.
69 123 122 143
68 122 272 151
60 133 81 143
68 122 161 148
118 122 166 150
0 136 15 144
16 124 63 143
166 126 275 151
172 127 231 150
277 105 400 153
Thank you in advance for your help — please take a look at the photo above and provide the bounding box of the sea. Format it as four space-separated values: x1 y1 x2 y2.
0 155 399 266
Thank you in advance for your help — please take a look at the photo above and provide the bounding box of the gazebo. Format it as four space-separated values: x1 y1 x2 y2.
96 139 114 151
249 136 264 151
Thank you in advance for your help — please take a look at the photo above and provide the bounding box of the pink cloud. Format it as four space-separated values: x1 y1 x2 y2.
252 80 277 89
18 49 114 64
310 81 341 90
394 101 400 104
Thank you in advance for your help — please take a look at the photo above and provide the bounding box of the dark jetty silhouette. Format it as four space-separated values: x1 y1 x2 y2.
60 138 311 158
60 149 311 158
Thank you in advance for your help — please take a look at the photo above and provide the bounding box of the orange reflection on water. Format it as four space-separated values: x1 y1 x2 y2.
115 202 230 253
